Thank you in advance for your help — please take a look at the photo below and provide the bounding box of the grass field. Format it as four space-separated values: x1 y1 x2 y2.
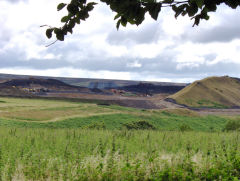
0 129 239 180
0 97 239 131
0 97 240 180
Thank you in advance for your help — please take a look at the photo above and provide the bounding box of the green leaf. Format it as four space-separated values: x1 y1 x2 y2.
148 3 161 20
61 16 70 23
120 17 127 27
114 13 121 20
203 14 209 20
75 17 81 24
54 28 60 34
181 11 187 16
56 30 64 41
135 8 146 25
69 19 76 29
62 24 68 35
77 10 88 20
205 1 217 11
128 19 135 25
57 3 67 11
162 0 174 3
67 26 73 34
116 19 121 30
187 3 198 17
201 12 210 20
70 0 79 6
87 2 98 6
67 4 79 15
86 3 96 11
173 4 187 18
46 28 53 39
195 0 204 9
172 5 178 12
174 8 182 18
193 15 200 26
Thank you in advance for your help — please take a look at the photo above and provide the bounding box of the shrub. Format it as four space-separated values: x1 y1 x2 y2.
222 120 240 131
209 126 215 132
179 124 193 132
122 120 156 130
97 103 111 106
85 122 106 130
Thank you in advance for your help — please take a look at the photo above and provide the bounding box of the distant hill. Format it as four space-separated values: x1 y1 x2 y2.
88 81 119 89
121 83 186 95
2 78 77 88
0 73 187 89
0 73 187 96
168 76 240 108
0 77 92 95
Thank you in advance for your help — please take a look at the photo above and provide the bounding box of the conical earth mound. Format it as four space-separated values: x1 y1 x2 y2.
168 76 240 108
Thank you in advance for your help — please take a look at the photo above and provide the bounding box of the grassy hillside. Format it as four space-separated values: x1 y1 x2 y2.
0 97 239 131
169 76 240 108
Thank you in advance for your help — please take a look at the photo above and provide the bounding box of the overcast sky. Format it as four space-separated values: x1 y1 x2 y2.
1 0 240 83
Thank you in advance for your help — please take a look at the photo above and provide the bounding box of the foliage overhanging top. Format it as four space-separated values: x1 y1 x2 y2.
44 0 240 41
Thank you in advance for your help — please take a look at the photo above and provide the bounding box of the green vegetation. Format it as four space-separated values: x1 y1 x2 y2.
122 92 138 97
223 120 240 131
0 97 239 131
47 0 240 41
122 120 156 130
0 97 240 180
169 76 240 108
196 99 228 109
0 128 239 180
179 123 193 132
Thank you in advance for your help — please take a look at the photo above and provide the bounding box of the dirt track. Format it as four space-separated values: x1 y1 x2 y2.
193 108 240 116
43 92 240 116
45 92 160 109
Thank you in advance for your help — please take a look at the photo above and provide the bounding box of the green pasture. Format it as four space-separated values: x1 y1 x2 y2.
0 97 239 131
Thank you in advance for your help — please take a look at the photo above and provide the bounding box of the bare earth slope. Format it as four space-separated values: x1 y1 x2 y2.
0 85 34 97
168 76 240 108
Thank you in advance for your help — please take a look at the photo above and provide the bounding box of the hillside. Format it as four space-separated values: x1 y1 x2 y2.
2 78 77 88
168 76 240 108
121 83 185 94
0 73 187 89
1 77 90 91
0 85 34 97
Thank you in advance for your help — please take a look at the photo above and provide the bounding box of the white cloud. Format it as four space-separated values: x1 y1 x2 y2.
0 67 133 80
0 0 240 82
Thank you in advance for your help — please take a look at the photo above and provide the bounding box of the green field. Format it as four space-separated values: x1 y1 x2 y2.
0 97 239 131
0 129 239 180
0 97 240 180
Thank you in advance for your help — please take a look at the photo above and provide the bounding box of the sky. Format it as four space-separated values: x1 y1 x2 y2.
0 0 240 83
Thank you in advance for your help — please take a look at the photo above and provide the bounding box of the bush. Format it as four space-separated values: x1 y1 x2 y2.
85 122 106 130
97 103 110 106
222 120 240 131
209 126 215 132
122 120 156 130
179 124 193 132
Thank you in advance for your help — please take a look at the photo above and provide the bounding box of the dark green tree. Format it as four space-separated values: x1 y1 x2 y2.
44 0 240 41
